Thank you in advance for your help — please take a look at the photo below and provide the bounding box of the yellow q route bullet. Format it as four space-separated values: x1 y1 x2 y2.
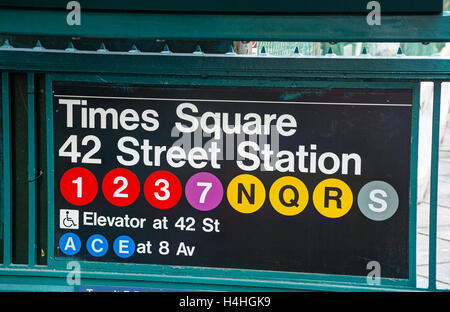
269 176 309 216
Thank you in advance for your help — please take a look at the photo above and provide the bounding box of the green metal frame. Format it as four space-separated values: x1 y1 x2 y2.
0 0 444 13
0 43 441 291
0 4 449 290
0 47 449 79
429 81 443 291
0 9 449 42
1 72 11 266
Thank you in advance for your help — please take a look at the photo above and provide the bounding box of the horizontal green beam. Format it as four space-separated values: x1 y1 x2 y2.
0 267 424 292
0 0 444 13
0 49 449 80
0 9 449 42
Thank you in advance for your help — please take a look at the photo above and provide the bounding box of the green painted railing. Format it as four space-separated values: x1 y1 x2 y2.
0 7 449 292
0 39 448 291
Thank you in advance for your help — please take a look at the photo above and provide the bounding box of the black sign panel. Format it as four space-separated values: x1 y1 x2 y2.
53 82 412 279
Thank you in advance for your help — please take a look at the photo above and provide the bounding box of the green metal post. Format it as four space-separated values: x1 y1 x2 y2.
1 72 11 266
409 84 420 287
45 75 54 263
429 81 442 290
27 72 36 266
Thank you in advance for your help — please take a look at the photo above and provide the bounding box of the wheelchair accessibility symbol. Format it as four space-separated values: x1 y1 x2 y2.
60 209 79 229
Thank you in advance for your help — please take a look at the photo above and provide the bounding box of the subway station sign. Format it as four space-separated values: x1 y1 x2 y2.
53 82 412 279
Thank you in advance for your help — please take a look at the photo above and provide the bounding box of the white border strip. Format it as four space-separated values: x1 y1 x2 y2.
53 94 412 107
